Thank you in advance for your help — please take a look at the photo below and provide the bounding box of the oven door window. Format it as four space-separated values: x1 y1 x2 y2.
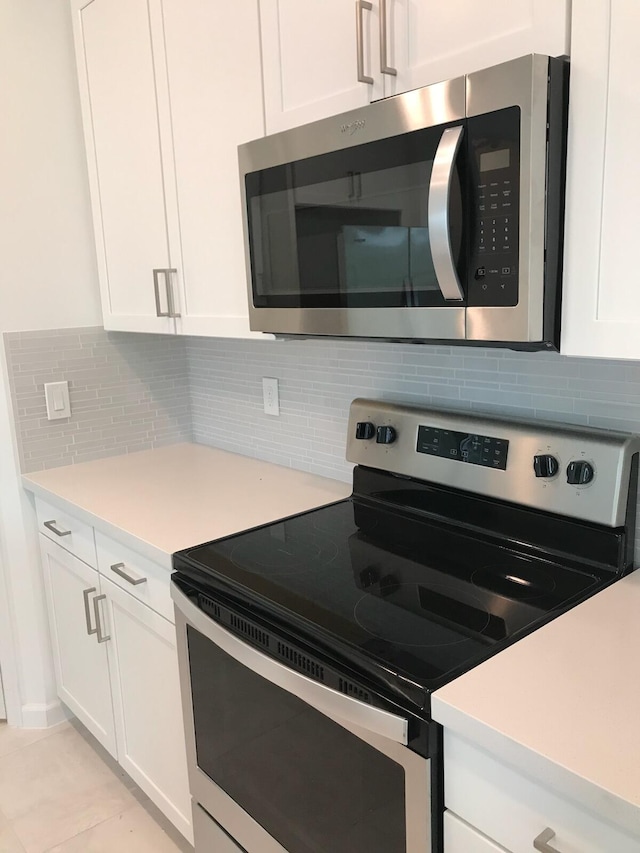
245 124 466 310
188 625 407 853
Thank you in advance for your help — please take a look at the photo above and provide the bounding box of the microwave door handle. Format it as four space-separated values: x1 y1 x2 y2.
171 583 409 746
428 125 465 301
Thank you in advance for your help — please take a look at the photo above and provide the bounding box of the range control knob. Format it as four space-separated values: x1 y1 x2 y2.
376 425 397 445
355 421 375 440
533 454 559 478
567 460 595 485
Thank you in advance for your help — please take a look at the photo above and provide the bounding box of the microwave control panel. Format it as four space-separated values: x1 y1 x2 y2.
467 106 520 308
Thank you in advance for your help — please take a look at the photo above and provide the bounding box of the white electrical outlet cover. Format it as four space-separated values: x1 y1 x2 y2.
262 377 280 416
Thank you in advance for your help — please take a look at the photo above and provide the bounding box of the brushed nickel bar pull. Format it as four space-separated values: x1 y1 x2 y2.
356 0 374 84
110 562 147 586
379 0 396 75
165 268 181 318
93 594 110 643
43 520 72 538
533 828 561 853
153 269 170 317
82 587 97 636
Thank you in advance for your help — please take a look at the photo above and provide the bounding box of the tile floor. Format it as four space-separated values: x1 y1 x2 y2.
0 719 193 853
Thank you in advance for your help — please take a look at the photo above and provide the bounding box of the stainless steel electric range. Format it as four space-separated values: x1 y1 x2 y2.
171 399 639 853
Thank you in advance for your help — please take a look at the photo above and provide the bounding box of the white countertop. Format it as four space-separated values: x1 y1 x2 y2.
432 569 640 838
23 443 351 568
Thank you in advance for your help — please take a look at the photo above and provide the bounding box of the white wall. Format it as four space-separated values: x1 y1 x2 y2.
0 0 102 725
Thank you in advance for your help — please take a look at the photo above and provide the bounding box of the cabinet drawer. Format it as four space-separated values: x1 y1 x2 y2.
444 733 640 853
95 531 173 622
36 497 97 568
444 810 509 852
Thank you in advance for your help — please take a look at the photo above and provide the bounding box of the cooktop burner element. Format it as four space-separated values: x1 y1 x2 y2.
229 528 340 576
353 582 494 648
174 398 639 714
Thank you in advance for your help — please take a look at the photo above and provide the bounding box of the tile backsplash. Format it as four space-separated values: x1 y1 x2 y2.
5 328 191 472
186 336 640 481
6 327 640 486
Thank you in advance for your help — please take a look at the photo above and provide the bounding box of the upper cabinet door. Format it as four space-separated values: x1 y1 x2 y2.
385 0 570 98
71 0 176 333
161 0 267 338
260 0 385 134
562 0 640 360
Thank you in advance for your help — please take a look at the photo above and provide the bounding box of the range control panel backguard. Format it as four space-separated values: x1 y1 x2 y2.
346 398 640 528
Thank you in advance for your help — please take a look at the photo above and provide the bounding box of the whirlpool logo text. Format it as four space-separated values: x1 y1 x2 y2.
340 119 366 136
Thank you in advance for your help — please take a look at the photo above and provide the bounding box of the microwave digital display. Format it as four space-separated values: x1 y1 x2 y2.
480 148 510 172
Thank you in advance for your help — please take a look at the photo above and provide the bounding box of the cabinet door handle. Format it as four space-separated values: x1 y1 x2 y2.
165 268 181 318
534 828 561 852
43 520 72 538
110 562 147 586
82 587 98 636
153 269 171 317
379 0 396 75
93 594 110 643
356 0 374 84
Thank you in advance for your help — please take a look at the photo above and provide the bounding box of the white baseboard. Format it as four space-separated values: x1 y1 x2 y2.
20 700 72 729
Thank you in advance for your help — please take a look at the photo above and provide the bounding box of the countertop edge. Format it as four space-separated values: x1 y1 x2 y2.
23 476 174 570
431 694 640 840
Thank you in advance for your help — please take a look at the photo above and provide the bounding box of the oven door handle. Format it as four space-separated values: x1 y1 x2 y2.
428 124 465 301
172 583 409 746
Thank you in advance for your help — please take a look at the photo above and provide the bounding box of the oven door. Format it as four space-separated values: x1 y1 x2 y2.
172 580 431 853
238 77 467 342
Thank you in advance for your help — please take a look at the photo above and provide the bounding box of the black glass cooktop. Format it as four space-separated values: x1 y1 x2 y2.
175 492 607 701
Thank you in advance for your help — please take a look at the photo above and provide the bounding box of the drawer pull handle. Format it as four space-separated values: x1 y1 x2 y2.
82 587 97 636
43 520 72 537
110 562 147 586
93 594 110 643
534 828 561 852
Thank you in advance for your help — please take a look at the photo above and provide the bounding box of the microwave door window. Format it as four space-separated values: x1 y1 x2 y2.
338 226 410 305
245 124 466 309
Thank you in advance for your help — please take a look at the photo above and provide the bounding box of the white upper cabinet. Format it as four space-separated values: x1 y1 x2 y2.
161 0 266 338
260 0 570 134
73 0 175 334
561 0 640 359
71 0 266 338
386 0 569 97
260 0 384 134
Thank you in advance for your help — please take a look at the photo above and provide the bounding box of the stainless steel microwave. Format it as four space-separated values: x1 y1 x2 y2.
239 54 568 350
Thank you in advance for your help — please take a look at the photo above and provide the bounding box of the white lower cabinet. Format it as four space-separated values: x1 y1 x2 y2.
101 575 191 841
40 536 117 757
40 530 192 844
444 810 508 852
443 732 640 853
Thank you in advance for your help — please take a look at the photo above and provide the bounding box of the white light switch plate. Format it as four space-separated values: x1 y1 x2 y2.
44 380 71 420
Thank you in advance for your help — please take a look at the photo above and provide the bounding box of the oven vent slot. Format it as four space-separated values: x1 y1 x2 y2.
339 678 371 704
276 642 325 681
229 614 270 648
199 595 221 621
